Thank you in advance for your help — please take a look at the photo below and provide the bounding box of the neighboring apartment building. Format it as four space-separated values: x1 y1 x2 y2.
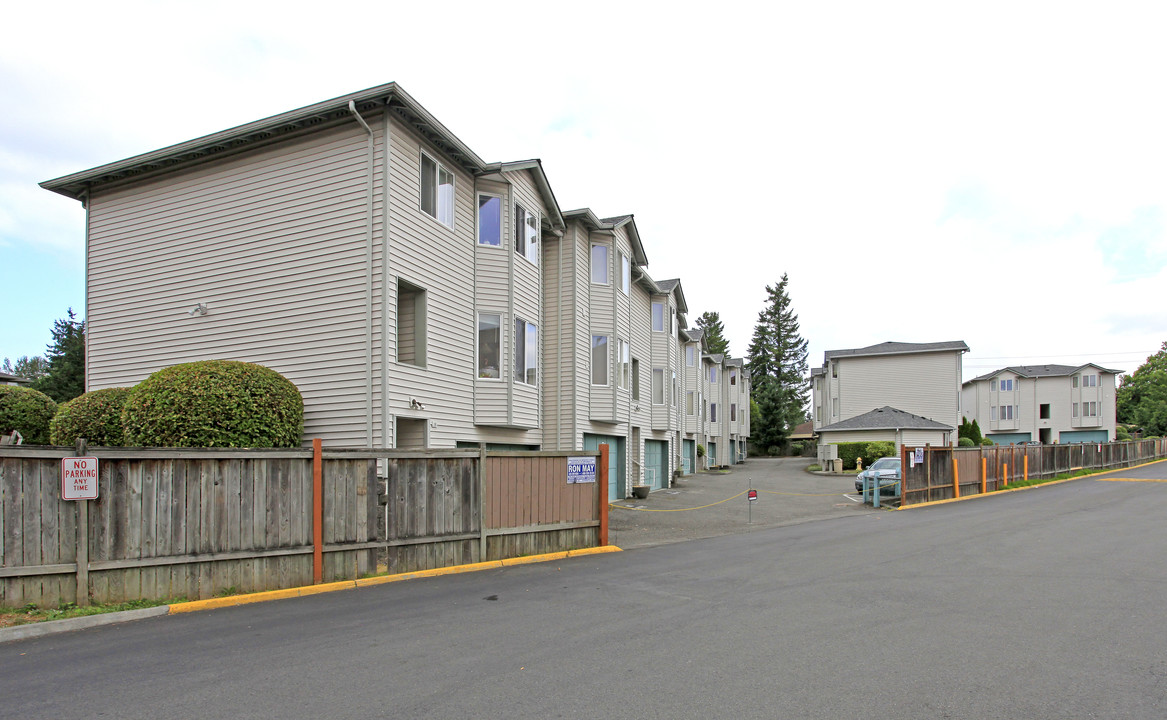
40 82 749 496
0 373 32 387
961 364 1119 444
811 341 968 455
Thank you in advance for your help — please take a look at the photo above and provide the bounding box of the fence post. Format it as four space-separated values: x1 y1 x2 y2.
952 456 960 499
1002 462 1009 487
981 457 987 495
599 444 609 547
313 438 323 585
1023 454 1029 483
74 438 90 607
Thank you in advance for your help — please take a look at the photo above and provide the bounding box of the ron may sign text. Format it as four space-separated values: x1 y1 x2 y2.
567 456 597 484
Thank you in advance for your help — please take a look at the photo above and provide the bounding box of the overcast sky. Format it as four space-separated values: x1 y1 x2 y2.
2 1 1164 382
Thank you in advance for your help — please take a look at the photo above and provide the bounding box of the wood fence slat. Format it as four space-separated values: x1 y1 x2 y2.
139 460 157 599
22 460 43 606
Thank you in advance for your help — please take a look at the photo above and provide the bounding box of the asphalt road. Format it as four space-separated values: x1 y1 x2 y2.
3 464 1166 719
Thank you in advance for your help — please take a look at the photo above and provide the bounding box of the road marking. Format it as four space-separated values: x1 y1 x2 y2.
843 494 862 503
1096 478 1167 483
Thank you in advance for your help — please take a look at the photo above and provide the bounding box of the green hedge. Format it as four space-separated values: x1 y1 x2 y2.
121 360 303 448
958 437 976 447
50 387 132 447
0 385 58 445
834 441 898 471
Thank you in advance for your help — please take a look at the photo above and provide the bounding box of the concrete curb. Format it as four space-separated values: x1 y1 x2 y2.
2 546 622 643
0 606 170 644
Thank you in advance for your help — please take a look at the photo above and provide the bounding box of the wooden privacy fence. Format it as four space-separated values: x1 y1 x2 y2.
0 442 608 608
900 438 1167 506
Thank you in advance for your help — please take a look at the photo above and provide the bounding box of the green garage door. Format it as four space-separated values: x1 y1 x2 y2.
1059 430 1108 444
683 439 695 475
643 439 668 490
584 434 624 501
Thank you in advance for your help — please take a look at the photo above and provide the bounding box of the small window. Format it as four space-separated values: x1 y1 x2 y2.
477 195 501 246
1073 376 1079 388
1000 405 1013 420
831 363 837 379
620 253 630 294
618 339 630 389
514 317 537 385
397 279 426 367
420 153 454 228
1085 401 1098 417
686 345 695 366
710 367 717 383
477 313 501 378
832 398 839 416
991 379 997 392
1087 374 1097 387
710 403 718 422
652 368 665 405
1001 379 1013 391
1039 404 1050 419
730 370 737 386
730 403 737 422
514 204 538 264
1072 403 1078 417
591 244 609 284
632 358 640 401
652 302 665 332
672 371 677 406
815 405 822 422
591 335 609 386
687 391 695 416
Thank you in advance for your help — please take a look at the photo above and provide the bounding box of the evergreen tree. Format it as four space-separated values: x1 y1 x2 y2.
1117 342 1167 436
1 356 49 379
694 311 730 356
32 309 86 402
746 274 809 452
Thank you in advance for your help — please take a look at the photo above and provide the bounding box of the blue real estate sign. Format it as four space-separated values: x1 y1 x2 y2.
567 456 597 484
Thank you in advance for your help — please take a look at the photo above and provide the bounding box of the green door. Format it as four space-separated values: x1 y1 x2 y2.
683 439 695 474
584 434 624 501
643 439 668 490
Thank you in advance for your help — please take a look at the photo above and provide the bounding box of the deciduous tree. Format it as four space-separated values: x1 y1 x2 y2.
1117 342 1167 436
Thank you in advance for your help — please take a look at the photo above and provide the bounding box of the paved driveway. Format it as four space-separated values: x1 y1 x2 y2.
609 457 874 548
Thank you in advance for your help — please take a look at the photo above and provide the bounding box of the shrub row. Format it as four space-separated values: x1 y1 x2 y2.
0 360 303 448
834 440 897 471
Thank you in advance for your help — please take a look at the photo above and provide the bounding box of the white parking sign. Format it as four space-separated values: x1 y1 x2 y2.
61 457 99 500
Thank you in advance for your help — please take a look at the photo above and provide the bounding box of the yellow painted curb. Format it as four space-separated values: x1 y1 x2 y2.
168 545 622 615
896 458 1167 511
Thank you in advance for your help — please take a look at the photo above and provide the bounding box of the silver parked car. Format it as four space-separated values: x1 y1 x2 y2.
855 457 901 494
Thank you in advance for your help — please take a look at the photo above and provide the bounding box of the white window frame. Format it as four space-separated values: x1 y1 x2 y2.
710 367 717 383
591 244 610 285
620 252 630 295
591 335 609 386
419 152 454 228
477 312 502 379
687 391 695 416
652 368 665 405
1072 403 1078 417
710 402 718 423
686 345 695 366
514 203 539 265
514 317 537 386
991 379 997 392
652 302 665 332
477 193 502 247
618 339 630 390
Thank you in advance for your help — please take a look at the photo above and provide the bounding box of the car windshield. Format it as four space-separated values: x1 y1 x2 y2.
869 458 899 471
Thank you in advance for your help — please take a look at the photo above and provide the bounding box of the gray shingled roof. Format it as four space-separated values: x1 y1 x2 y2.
688 328 705 341
725 358 743 367
817 406 953 432
655 278 679 293
966 363 1124 384
824 340 969 361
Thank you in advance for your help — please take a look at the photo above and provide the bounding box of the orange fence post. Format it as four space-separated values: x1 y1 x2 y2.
313 437 323 584
1024 454 1029 483
1002 462 1009 488
952 457 960 499
981 457 987 494
598 444 609 547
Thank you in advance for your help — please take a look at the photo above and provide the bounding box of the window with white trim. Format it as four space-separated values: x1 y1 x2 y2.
991 379 998 391
420 153 454 228
1083 374 1097 387
730 370 737 386
477 313 501 379
730 403 737 422
1072 403 1078 417
1084 401 1098 417
710 403 718 422
686 345 695 366
1001 378 1013 391
514 204 538 264
672 371 677 406
618 339 629 389
397 279 426 367
591 244 609 284
620 252 630 294
477 194 501 246
710 367 717 383
687 391 695 416
652 368 665 405
999 405 1013 420
591 335 609 386
514 317 537 385
652 302 665 332
632 358 640 400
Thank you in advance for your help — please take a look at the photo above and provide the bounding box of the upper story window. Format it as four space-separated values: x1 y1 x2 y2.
1072 403 1078 417
652 368 665 405
620 253 630 294
591 335 609 386
730 370 737 386
652 302 665 332
1083 401 1098 417
990 379 997 391
686 345 695 366
514 204 538 265
831 363 837 379
591 244 609 284
477 195 501 246
514 317 537 385
999 405 1014 420
730 403 737 422
710 402 718 423
420 153 454 228
477 313 501 379
710 367 717 383
1081 374 1097 387
687 391 695 416
1000 379 1013 391
1073 375 1079 388
618 339 630 389
397 279 427 367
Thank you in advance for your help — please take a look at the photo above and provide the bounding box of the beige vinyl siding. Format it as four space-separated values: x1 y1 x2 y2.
589 233 615 422
820 430 897 445
508 170 545 431
386 116 476 448
838 351 961 430
540 233 567 448
900 430 948 447
472 177 512 423
86 121 383 447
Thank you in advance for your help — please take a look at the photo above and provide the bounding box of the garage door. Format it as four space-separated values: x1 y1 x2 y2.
643 439 668 490
1059 430 1108 444
683 439 695 474
584 434 624 501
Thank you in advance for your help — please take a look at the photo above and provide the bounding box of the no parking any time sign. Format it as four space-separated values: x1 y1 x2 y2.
61 456 99 500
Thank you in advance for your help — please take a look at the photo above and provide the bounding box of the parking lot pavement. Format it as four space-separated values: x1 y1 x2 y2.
608 457 876 549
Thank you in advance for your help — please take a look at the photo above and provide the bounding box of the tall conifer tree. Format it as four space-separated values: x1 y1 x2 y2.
746 274 809 452
694 311 730 357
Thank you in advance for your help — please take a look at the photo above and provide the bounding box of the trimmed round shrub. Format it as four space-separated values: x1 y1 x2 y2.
981 438 995 446
958 437 976 447
0 385 58 445
50 387 132 447
121 361 303 448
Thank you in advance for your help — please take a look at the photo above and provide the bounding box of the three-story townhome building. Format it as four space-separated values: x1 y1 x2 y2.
961 364 1119 444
